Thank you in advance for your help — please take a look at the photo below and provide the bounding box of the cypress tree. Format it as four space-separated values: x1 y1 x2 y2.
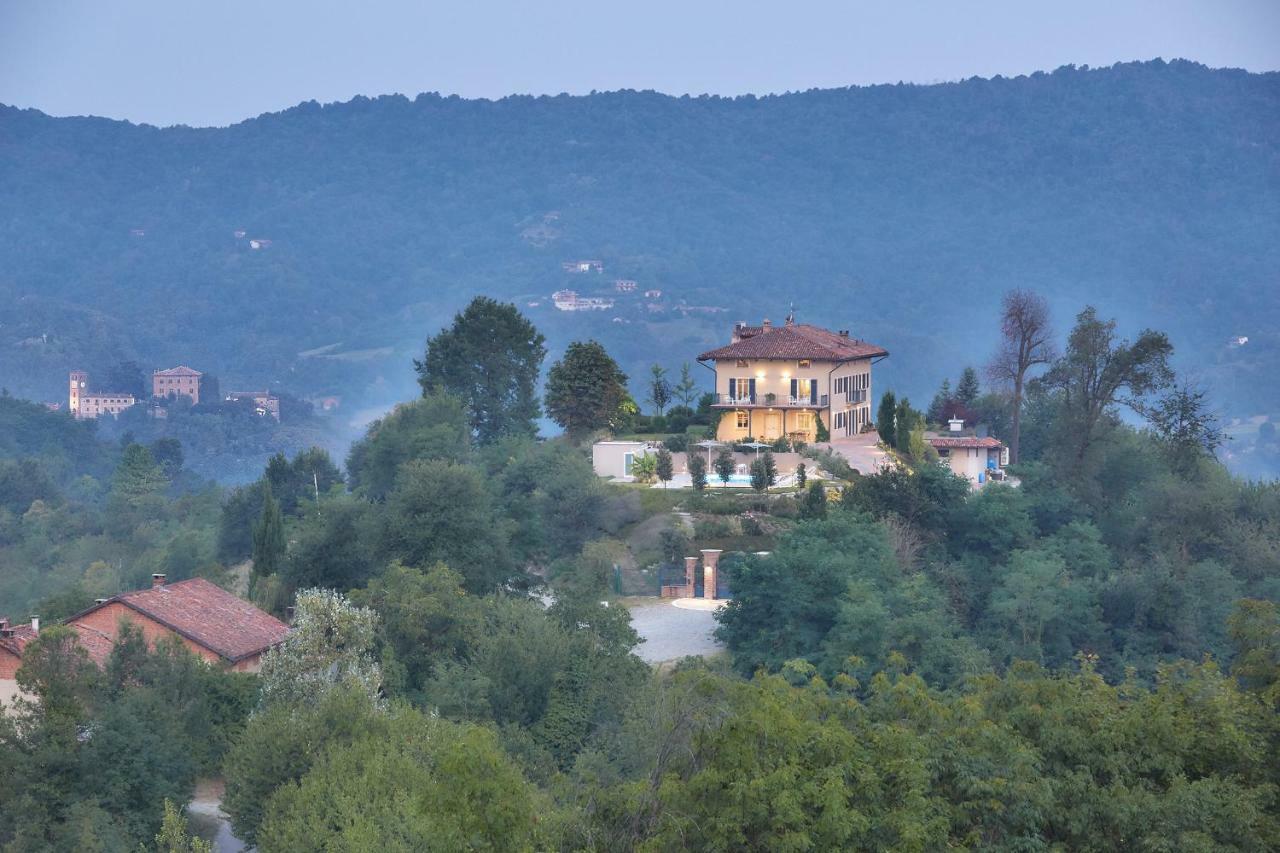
689 452 708 492
876 391 897 447
252 481 286 579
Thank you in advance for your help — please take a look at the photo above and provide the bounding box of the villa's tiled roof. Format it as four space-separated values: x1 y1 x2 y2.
153 365 202 377
698 323 888 362
927 436 1003 449
71 578 288 662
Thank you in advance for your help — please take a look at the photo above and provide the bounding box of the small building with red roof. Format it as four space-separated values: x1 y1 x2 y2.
926 433 1008 486
697 315 889 443
65 575 289 673
0 617 114 708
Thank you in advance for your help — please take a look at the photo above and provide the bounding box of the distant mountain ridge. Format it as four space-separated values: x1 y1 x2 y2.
1 59 1277 435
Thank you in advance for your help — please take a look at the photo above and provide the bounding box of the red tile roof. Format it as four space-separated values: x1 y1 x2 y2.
0 624 35 660
927 436 1003 449
73 578 288 663
153 365 203 377
698 323 888 362
0 622 115 667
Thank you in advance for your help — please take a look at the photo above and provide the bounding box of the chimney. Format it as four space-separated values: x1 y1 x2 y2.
285 606 296 623
839 329 849 338
151 573 166 588
30 616 39 635
700 549 722 600
732 321 746 343
948 417 964 433
761 318 772 332
684 556 699 595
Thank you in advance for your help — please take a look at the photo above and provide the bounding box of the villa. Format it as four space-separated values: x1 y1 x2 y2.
697 316 888 443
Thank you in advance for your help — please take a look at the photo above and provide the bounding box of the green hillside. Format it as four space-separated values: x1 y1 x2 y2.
1 59 1277 459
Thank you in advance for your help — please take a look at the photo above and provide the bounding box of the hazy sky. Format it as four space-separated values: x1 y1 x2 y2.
3 0 1278 127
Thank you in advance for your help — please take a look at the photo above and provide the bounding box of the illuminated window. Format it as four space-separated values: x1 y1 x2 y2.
798 359 811 368
735 411 749 429
736 359 750 368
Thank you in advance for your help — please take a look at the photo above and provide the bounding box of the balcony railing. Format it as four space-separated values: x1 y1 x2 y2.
714 393 829 407
846 389 868 404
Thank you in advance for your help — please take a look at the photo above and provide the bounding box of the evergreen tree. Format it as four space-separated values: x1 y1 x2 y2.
655 446 674 487
416 297 546 444
893 397 918 452
714 448 736 486
876 391 897 447
796 462 807 489
762 450 778 487
801 481 827 519
689 451 708 492
251 481 286 580
750 458 768 493
927 378 952 424
544 340 630 440
956 366 981 406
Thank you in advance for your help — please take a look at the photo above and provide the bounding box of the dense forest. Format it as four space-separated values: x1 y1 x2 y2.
1 297 1278 850
2 59 1278 476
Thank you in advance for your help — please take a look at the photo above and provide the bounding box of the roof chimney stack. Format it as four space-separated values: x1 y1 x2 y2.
761 318 772 331
29 616 39 635
152 573 166 588
948 417 964 433
839 329 849 338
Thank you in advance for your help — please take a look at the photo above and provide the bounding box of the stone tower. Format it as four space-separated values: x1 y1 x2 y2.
69 370 88 417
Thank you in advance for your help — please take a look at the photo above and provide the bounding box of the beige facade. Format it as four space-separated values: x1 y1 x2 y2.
69 370 137 419
928 436 1007 486
698 319 886 444
152 366 202 404
591 441 653 479
709 356 874 442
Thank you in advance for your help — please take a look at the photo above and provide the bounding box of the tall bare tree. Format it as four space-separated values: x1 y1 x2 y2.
987 290 1055 464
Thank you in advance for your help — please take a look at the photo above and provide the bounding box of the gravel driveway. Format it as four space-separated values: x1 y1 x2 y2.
625 598 725 663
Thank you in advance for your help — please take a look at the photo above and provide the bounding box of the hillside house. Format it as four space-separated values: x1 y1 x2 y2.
225 390 281 420
927 434 1008 486
697 317 888 443
64 575 289 673
552 289 614 311
614 279 637 292
0 617 114 708
68 370 137 420
153 365 203 405
562 259 604 273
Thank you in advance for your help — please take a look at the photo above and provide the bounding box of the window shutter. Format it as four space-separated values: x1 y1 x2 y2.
728 378 736 399
790 378 797 400
748 378 756 401
810 382 818 404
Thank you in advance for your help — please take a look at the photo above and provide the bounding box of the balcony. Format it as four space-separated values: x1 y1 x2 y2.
712 393 829 408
